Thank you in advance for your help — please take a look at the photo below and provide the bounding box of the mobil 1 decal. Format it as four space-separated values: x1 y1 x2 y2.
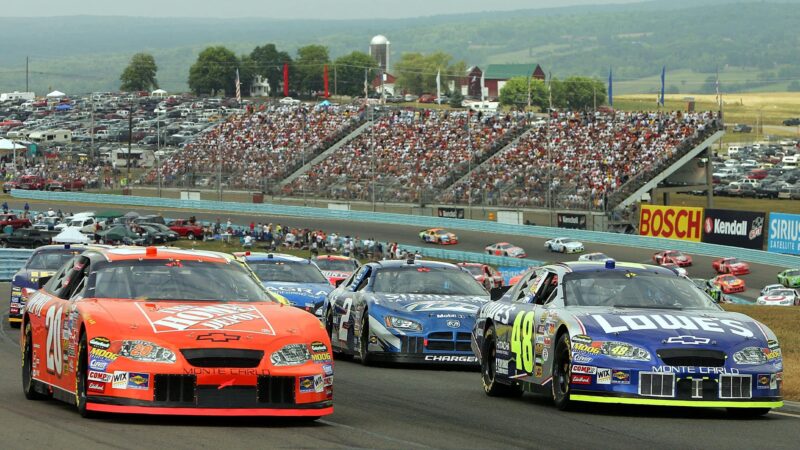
702 209 765 250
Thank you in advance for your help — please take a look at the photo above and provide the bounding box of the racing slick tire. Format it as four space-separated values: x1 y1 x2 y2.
481 325 522 398
22 322 47 400
187 233 195 240
552 333 574 411
75 333 94 418
726 408 770 418
358 312 372 366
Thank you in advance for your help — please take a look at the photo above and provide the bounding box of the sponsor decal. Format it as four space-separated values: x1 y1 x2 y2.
757 374 770 389
534 365 543 377
770 374 778 390
542 348 549 362
596 368 611 384
496 358 509 375
651 366 740 374
119 340 175 363
88 382 105 392
768 340 780 350
437 207 465 219
88 371 112 383
90 347 118 362
496 340 510 352
763 348 782 361
665 335 711 345
546 322 556 335
112 371 129 389
138 303 275 335
396 299 481 314
311 341 328 353
446 320 461 329
535 343 544 355
590 314 755 338
424 355 478 363
572 354 594 364
324 375 333 387
776 372 783 381
127 373 150 390
768 212 800 255
572 342 601 355
543 337 552 346
322 364 334 376
89 337 110 350
89 358 110 371
571 335 592 345
312 352 332 363
436 313 465 319
702 209 765 250
571 374 592 384
557 213 587 229
611 370 631 384
314 374 325 393
639 205 703 242
299 376 315 393
572 365 597 375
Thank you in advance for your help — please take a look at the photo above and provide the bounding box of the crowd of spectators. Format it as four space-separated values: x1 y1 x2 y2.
282 109 527 202
442 110 720 210
144 103 365 189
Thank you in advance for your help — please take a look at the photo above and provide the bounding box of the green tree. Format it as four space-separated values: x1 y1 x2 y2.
249 43 292 97
394 51 467 95
499 77 548 110
120 53 158 92
788 80 800 92
188 46 238 96
449 89 464 108
559 76 606 110
294 45 330 96
333 51 378 97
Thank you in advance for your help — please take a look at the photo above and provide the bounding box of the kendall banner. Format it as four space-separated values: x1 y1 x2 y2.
702 209 765 250
557 213 587 229
639 205 703 242
437 207 465 219
767 212 800 255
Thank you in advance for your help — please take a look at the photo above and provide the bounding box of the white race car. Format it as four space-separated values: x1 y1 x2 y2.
756 288 800 306
760 284 786 296
578 252 612 262
544 237 584 254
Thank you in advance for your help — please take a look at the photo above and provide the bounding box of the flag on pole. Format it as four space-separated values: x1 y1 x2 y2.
608 68 613 108
323 64 329 98
715 69 721 111
283 63 289 97
659 65 666 107
235 68 242 104
436 70 441 105
480 70 485 102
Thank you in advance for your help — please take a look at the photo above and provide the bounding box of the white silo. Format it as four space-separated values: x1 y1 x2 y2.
369 35 390 72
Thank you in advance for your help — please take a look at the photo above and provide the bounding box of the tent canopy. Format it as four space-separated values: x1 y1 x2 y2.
46 90 66 98
53 227 91 244
0 139 26 150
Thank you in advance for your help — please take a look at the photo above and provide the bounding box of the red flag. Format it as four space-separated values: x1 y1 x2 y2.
283 63 289 97
323 64 329 98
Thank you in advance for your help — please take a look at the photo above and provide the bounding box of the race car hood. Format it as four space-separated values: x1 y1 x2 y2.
574 308 773 349
263 282 333 308
371 293 490 314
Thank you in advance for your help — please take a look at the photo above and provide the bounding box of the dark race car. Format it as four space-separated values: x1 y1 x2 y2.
472 260 783 416
325 259 490 366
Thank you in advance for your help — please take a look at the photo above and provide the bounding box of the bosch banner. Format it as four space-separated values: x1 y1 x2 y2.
767 212 800 255
557 213 587 229
437 207 465 219
702 209 765 250
639 205 703 242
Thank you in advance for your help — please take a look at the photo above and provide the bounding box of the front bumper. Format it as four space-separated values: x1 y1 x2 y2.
722 285 746 293
87 396 332 416
570 393 782 409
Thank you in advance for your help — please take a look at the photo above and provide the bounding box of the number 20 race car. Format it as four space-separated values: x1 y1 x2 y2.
21 246 334 418
472 260 783 416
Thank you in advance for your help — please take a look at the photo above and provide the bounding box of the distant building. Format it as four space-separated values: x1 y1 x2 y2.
460 66 483 98
250 75 271 97
371 72 397 96
369 35 390 72
483 64 545 98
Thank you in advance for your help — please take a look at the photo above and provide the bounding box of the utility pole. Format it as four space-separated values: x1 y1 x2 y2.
302 110 307 206
468 114 473 219
334 64 337 97
26 57 29 92
126 104 133 190
547 75 554 227
217 136 222 201
370 105 376 211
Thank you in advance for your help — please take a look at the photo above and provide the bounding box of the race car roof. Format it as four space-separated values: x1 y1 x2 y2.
315 255 355 261
457 262 487 268
369 259 459 270
238 252 310 264
557 261 676 277
94 246 230 263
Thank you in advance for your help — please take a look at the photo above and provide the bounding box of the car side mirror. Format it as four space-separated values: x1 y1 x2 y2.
38 276 52 289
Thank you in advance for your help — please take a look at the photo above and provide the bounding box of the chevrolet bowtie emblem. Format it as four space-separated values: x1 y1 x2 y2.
665 335 711 345
197 332 241 342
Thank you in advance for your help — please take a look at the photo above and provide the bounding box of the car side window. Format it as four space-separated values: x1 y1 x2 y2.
44 256 77 294
514 270 543 303
533 272 559 305
59 256 91 300
350 266 371 292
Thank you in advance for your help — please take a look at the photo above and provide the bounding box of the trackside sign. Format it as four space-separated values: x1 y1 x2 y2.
767 212 800 255
702 209 765 250
639 205 703 242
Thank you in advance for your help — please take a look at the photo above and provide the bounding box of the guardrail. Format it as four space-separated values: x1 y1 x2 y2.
12 190 800 268
397 245 544 268
0 249 33 281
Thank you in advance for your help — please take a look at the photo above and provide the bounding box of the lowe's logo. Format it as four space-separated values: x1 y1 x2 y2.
665 335 711 345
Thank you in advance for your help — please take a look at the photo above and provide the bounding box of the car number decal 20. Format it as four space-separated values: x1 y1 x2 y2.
511 311 534 374
45 305 64 375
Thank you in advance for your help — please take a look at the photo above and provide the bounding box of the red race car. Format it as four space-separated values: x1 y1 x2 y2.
653 250 692 267
314 255 360 286
458 263 503 290
712 257 750 275
710 274 746 294
21 246 333 418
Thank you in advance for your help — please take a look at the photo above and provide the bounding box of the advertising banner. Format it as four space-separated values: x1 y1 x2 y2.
437 207 465 219
557 213 587 229
639 205 703 242
701 209 765 250
767 212 800 255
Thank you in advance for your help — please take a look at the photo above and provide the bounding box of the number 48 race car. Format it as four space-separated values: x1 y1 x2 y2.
472 260 783 416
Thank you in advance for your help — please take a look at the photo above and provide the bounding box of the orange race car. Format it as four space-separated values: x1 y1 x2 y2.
710 274 746 294
21 246 333 418
313 255 360 286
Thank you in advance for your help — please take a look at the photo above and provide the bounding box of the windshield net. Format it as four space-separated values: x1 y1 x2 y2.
373 267 487 295
314 259 357 272
564 271 720 310
248 261 329 284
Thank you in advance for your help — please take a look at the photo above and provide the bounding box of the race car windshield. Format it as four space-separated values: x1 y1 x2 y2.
373 267 488 296
785 270 800 277
771 289 795 297
248 261 329 284
88 260 276 302
462 265 485 276
27 251 78 270
563 271 721 310
726 258 740 264
314 259 357 272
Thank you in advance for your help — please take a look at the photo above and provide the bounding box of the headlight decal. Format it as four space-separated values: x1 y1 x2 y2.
384 315 423 331
597 341 651 361
733 347 767 365
270 343 311 366
119 340 176 364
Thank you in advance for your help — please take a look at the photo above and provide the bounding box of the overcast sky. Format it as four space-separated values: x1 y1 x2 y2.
5 0 644 19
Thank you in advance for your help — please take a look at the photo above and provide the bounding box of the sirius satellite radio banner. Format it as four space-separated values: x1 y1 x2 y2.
701 209 765 250
767 212 800 255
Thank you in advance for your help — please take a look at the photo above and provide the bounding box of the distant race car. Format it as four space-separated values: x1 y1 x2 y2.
710 274 746 294
472 260 783 416
761 284 786 296
712 257 750 275
325 259 490 365
777 269 800 288
653 250 692 267
756 288 800 306
419 228 458 245
21 246 333 418
9 244 95 327
458 263 504 290
485 242 526 258
578 252 612 262
661 262 688 277
237 252 333 318
544 238 584 254
690 278 729 304
314 255 360 286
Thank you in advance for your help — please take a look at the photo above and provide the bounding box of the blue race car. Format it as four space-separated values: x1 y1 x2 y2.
8 244 88 327
325 259 490 365
236 252 333 318
472 260 783 416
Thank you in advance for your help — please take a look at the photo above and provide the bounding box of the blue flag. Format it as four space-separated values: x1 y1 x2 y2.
608 68 613 108
659 66 666 106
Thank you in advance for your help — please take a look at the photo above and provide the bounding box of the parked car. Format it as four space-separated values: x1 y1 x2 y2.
418 94 435 103
278 97 301 106
168 218 204 239
0 213 32 230
0 228 58 248
732 124 752 133
783 118 800 126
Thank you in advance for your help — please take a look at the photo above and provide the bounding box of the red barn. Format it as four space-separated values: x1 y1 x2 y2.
483 64 545 98
461 66 483 98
